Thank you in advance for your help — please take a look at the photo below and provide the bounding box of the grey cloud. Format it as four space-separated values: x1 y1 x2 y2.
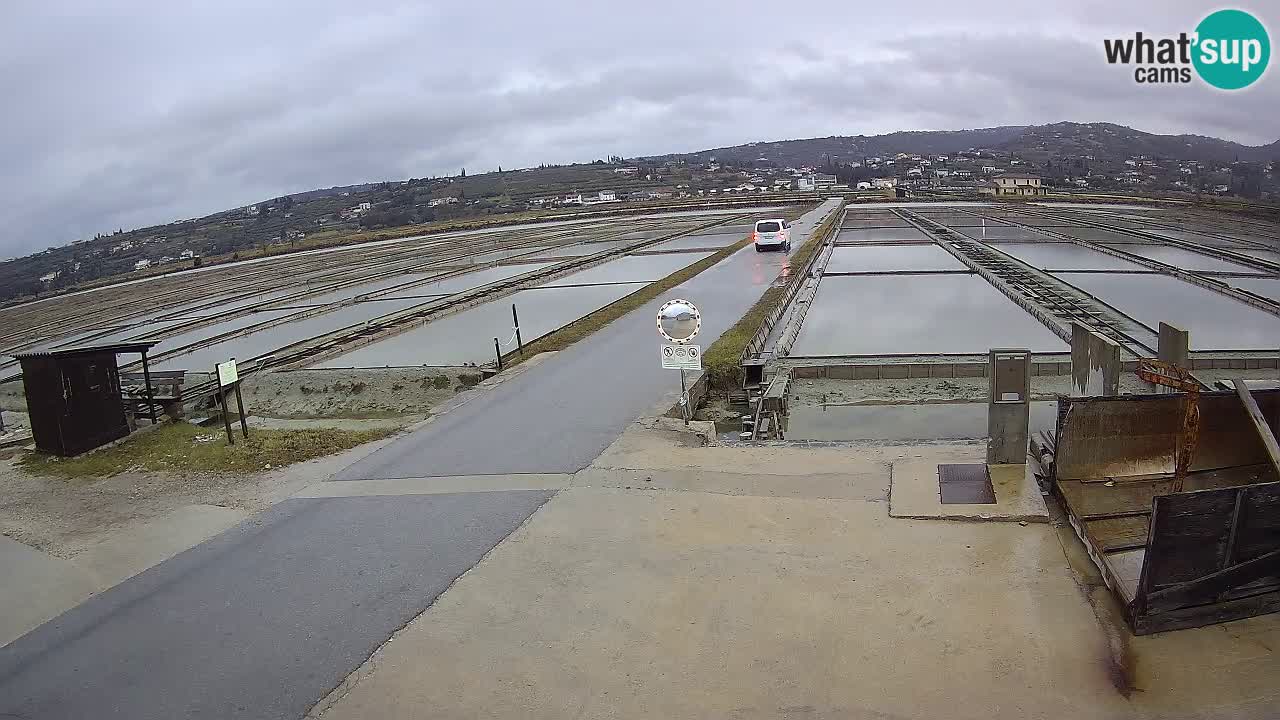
2 1 1276 258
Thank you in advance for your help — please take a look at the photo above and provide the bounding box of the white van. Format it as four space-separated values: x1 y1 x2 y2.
753 218 791 252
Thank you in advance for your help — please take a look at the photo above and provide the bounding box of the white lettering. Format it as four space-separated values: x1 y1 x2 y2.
1220 38 1239 65
1200 37 1219 64
1242 38 1262 72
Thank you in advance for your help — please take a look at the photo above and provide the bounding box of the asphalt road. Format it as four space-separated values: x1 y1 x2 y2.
336 242 797 479
0 492 553 720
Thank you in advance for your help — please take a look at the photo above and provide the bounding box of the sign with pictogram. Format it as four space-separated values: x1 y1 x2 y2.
661 343 702 371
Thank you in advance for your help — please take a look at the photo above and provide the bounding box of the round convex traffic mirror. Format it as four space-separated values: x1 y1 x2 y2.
657 299 701 343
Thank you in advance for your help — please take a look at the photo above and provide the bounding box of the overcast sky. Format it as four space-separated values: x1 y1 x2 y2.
2 1 1275 259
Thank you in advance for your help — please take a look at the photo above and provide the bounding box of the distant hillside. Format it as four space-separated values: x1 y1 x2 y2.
653 126 1028 166
1004 122 1280 164
651 122 1279 167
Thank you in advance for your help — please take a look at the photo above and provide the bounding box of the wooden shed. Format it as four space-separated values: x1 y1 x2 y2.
10 341 160 457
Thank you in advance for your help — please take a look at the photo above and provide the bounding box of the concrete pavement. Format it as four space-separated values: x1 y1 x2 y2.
0 537 97 649
310 424 1280 720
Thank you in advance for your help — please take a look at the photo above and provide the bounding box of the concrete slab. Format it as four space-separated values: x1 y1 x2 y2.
74 504 247 589
574 466 878 500
889 461 1048 522
312 486 1122 720
589 416 984 481
0 536 97 648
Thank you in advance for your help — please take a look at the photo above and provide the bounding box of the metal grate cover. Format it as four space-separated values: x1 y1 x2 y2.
938 463 996 504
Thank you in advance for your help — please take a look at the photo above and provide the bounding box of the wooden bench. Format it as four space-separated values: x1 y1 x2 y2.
121 370 187 418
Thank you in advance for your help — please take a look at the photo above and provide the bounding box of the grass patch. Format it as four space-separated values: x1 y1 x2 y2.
702 285 785 389
700 203 842 392
18 421 393 479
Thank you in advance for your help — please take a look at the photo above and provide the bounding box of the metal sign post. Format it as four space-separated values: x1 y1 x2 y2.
512 304 523 356
657 299 702 426
679 368 689 423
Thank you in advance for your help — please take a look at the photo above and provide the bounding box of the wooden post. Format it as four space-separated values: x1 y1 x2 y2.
219 388 234 445
1231 378 1280 477
234 382 249 439
140 349 158 424
494 338 503 369
512 304 523 356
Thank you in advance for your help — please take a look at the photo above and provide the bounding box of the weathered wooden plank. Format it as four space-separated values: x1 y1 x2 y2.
1056 390 1280 481
1133 588 1280 635
1104 548 1145 604
1086 515 1151 552
1234 483 1280 567
1144 489 1236 589
1145 548 1280 613
1059 468 1275 521
1059 479 1165 519
1233 379 1280 478
1220 489 1246 575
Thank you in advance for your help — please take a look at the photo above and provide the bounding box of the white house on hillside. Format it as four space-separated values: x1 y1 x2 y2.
981 173 1047 196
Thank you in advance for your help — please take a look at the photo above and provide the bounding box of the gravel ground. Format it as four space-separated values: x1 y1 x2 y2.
237 367 483 418
0 362 541 559
0 434 390 560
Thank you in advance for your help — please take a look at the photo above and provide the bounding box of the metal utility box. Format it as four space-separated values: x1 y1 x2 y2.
987 348 1031 465
11 342 159 457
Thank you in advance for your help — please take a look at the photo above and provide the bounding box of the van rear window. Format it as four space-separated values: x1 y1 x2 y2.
756 221 781 232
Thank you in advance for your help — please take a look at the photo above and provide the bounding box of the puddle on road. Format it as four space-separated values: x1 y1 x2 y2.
786 401 1058 442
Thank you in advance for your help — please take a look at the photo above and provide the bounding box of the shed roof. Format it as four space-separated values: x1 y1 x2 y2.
10 340 159 360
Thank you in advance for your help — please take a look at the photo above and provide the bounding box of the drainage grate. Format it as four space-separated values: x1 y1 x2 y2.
938 463 996 504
